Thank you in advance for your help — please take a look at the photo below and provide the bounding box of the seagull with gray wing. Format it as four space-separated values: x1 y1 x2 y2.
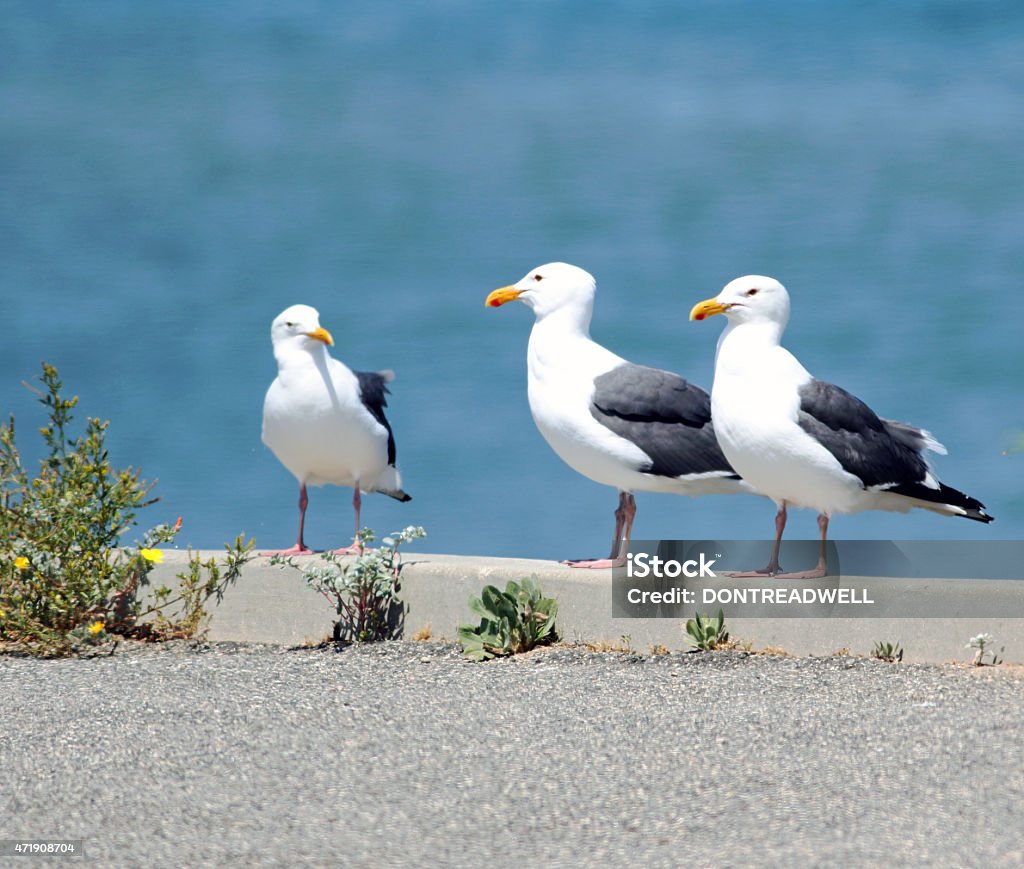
487 263 749 568
690 275 992 578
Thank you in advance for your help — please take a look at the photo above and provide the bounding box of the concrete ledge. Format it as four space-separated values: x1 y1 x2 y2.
146 551 1024 664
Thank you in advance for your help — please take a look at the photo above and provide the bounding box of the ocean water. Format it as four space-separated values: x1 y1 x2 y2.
2 1 1022 560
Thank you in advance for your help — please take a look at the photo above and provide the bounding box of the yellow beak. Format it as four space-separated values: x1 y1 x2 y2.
485 285 523 308
689 298 730 321
305 326 335 346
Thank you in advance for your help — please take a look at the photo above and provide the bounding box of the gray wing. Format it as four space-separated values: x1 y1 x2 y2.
796 379 991 521
355 370 397 465
590 363 738 479
795 379 930 488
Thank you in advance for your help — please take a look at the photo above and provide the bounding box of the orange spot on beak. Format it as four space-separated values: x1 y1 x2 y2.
485 286 523 307
689 298 729 321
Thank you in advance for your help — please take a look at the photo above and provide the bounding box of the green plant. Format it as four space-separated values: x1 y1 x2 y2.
130 536 254 640
683 610 729 651
276 526 425 643
871 640 904 663
966 633 1004 667
1 363 252 656
458 576 558 661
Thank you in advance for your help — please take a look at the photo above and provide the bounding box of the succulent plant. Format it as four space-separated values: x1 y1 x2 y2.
871 640 904 663
683 610 729 651
458 576 558 661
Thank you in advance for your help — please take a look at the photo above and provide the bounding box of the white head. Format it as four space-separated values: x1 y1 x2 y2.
690 275 791 332
270 304 335 358
485 262 596 323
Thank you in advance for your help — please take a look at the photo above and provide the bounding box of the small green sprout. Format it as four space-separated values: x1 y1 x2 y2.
871 641 904 663
966 633 1004 667
683 610 729 651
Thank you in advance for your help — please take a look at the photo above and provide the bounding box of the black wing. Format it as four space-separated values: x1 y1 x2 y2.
355 370 397 465
590 363 738 479
796 379 991 521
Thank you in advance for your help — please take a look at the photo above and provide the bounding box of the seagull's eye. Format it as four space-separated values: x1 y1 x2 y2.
533 274 544 282
285 321 295 327
745 288 759 297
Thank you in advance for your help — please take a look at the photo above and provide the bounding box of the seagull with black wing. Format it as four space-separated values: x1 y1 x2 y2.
261 304 411 555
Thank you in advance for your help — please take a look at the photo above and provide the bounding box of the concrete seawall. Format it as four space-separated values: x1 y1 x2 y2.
147 550 1024 664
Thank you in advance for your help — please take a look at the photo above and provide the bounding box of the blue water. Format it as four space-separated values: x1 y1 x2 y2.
2 2 1023 559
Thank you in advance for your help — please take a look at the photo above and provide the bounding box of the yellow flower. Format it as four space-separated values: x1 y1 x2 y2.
14 556 29 570
88 621 104 635
140 548 164 564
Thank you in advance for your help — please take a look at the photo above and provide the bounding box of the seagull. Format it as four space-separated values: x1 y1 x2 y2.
487 262 749 568
261 304 411 555
690 275 992 578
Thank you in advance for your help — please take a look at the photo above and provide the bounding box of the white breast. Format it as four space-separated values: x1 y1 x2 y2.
710 330 864 513
262 358 388 488
526 329 690 493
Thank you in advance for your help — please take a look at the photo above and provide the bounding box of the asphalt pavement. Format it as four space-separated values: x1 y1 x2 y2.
2 641 1022 868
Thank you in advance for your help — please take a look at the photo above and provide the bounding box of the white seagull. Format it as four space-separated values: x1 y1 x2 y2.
261 304 410 555
487 262 749 568
690 276 992 578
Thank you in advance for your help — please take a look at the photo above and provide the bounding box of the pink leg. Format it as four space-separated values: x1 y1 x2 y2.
767 504 787 574
774 513 830 579
606 493 628 560
621 493 637 550
726 502 788 577
260 482 315 556
563 491 636 570
334 486 364 556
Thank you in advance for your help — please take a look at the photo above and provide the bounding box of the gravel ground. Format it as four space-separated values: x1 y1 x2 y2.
1 641 1022 869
